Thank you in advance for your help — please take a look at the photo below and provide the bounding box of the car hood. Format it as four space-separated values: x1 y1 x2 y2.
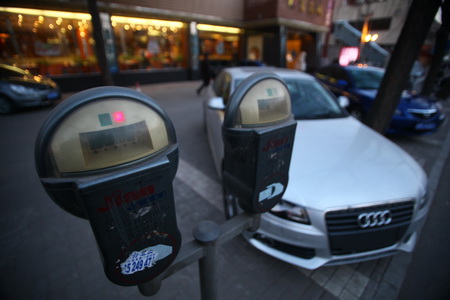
5 75 57 88
283 117 427 211
353 88 437 109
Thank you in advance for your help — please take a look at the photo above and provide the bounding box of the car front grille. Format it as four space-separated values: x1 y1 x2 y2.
325 200 414 255
407 108 437 120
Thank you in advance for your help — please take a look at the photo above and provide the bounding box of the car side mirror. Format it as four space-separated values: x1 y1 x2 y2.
338 96 350 108
208 97 226 110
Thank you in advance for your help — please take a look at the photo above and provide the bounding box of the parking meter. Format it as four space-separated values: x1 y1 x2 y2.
222 72 296 213
35 86 181 286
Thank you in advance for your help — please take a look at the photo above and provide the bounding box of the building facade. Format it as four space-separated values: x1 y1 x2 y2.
0 0 332 91
324 0 442 66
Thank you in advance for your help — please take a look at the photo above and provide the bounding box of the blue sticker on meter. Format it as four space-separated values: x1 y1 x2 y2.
120 244 173 275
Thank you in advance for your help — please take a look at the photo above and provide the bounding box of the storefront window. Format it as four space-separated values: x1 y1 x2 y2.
197 24 241 62
110 16 187 70
0 7 97 75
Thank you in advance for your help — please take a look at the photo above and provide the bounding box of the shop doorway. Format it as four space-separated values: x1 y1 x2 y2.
286 32 314 72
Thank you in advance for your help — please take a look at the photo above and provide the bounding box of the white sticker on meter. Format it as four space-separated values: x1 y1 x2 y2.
258 183 284 202
120 244 173 275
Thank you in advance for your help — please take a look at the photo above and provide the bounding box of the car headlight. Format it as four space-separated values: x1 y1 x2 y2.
10 84 37 95
419 190 428 209
269 200 310 224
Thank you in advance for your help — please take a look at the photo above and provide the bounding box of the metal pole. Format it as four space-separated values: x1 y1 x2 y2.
137 213 261 297
87 0 114 85
192 221 221 300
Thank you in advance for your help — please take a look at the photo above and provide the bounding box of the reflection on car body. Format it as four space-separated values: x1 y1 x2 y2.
203 67 430 269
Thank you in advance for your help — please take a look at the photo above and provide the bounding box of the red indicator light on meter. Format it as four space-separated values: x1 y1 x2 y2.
113 111 125 123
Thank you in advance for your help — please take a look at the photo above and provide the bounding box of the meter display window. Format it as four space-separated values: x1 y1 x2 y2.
79 121 154 168
238 79 291 126
50 99 169 173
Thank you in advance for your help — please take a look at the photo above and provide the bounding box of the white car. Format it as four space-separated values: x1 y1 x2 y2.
203 67 430 269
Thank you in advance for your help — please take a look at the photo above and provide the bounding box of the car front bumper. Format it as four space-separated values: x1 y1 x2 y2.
244 198 430 270
13 89 61 108
388 111 446 136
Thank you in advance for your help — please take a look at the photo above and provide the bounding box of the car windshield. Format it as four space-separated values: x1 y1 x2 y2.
233 77 345 120
348 68 384 89
285 79 346 120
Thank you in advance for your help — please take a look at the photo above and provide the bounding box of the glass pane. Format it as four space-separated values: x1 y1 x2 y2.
285 79 345 120
0 8 97 75
111 16 187 71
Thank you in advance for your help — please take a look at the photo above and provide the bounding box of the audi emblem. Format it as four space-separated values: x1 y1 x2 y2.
357 210 392 228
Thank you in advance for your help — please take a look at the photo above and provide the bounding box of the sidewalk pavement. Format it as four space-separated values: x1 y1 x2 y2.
397 140 450 300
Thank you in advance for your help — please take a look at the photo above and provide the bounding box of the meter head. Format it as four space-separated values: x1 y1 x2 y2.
35 86 181 286
35 86 178 218
48 98 171 174
222 72 297 213
223 73 292 128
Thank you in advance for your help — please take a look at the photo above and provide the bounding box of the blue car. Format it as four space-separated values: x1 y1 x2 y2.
316 64 445 135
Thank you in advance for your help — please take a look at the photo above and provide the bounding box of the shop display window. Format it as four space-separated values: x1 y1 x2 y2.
197 24 241 63
0 7 97 75
110 16 187 71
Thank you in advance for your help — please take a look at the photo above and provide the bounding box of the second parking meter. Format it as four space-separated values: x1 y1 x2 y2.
222 72 297 213
35 86 181 286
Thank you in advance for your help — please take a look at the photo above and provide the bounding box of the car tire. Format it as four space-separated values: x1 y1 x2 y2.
223 188 240 220
0 96 15 114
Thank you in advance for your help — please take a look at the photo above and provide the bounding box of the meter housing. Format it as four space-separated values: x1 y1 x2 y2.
222 72 296 213
35 86 181 286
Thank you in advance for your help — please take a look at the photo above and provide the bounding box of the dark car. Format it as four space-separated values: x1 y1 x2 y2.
316 64 445 135
0 63 61 114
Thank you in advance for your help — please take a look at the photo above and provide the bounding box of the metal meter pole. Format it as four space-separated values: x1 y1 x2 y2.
193 221 221 300
138 213 261 299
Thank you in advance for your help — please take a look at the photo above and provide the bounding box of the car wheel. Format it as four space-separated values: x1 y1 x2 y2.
223 188 240 220
0 96 15 114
